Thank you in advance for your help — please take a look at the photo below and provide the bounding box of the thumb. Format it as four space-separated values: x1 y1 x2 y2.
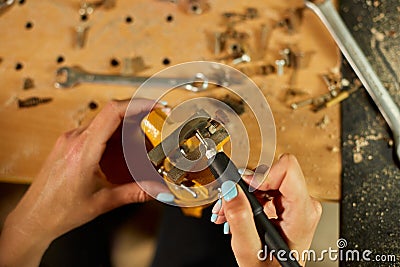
221 181 262 266
92 182 151 215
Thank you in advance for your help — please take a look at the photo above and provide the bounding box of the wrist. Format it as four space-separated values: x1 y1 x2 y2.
0 213 55 267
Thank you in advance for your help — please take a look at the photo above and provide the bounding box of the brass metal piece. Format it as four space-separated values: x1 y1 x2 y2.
259 23 271 58
122 56 150 75
222 7 258 23
290 91 334 110
142 108 231 217
145 109 229 185
214 32 225 55
75 25 89 48
290 98 313 110
79 0 115 17
23 77 35 90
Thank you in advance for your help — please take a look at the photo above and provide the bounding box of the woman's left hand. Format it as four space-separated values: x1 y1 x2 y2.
0 99 160 267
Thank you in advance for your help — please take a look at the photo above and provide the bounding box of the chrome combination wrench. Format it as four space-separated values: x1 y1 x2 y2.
306 0 400 161
54 66 210 92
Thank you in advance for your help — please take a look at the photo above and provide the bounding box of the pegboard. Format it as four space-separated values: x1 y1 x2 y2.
0 0 341 200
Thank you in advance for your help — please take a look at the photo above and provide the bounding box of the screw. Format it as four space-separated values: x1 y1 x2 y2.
18 97 52 108
290 98 313 110
275 59 286 76
232 54 251 65
76 25 89 48
280 48 293 67
214 32 224 55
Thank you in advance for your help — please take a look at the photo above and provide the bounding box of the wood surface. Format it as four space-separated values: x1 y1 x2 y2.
0 0 341 200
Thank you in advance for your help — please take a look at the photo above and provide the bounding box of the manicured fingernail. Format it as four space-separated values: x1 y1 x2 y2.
156 192 175 202
210 213 218 223
278 153 286 160
238 168 254 176
223 222 230 234
161 107 171 115
221 181 238 202
212 199 222 213
158 100 168 106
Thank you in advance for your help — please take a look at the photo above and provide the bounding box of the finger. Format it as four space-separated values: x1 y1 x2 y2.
91 182 152 215
220 181 262 266
236 172 277 219
214 214 227 224
212 197 276 223
257 154 309 203
210 199 226 224
215 195 277 221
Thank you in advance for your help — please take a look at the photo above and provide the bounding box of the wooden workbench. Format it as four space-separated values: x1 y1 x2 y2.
0 0 341 200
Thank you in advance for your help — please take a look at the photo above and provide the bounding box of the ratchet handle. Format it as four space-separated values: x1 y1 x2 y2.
208 152 301 267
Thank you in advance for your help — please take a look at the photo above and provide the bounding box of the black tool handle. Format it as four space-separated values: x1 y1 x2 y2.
208 152 301 267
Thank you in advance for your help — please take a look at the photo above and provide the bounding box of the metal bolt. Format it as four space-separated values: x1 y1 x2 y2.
180 184 198 198
280 48 292 67
75 25 89 48
290 98 313 110
275 59 286 76
214 32 224 55
232 54 251 65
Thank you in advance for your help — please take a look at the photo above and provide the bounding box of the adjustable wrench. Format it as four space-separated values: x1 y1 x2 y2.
306 0 400 161
54 66 210 92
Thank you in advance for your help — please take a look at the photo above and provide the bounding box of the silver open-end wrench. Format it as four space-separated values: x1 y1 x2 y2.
306 0 400 161
54 66 210 92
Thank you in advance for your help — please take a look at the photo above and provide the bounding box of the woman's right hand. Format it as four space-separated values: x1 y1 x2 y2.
211 154 322 266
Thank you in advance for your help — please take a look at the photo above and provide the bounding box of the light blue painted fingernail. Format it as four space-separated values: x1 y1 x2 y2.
212 199 222 213
221 181 238 202
210 213 218 223
158 100 168 106
223 222 230 234
156 192 175 202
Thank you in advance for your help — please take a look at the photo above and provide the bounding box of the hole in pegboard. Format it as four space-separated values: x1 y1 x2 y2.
88 101 98 110
81 14 88 21
162 58 171 65
18 0 25 5
125 16 133 24
25 21 33 30
15 62 23 71
166 15 174 22
56 55 65 64
110 58 120 67
191 4 199 13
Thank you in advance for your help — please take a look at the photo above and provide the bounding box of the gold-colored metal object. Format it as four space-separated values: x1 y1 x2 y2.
141 108 230 217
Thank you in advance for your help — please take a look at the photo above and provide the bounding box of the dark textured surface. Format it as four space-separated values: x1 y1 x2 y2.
339 0 400 266
151 205 237 267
